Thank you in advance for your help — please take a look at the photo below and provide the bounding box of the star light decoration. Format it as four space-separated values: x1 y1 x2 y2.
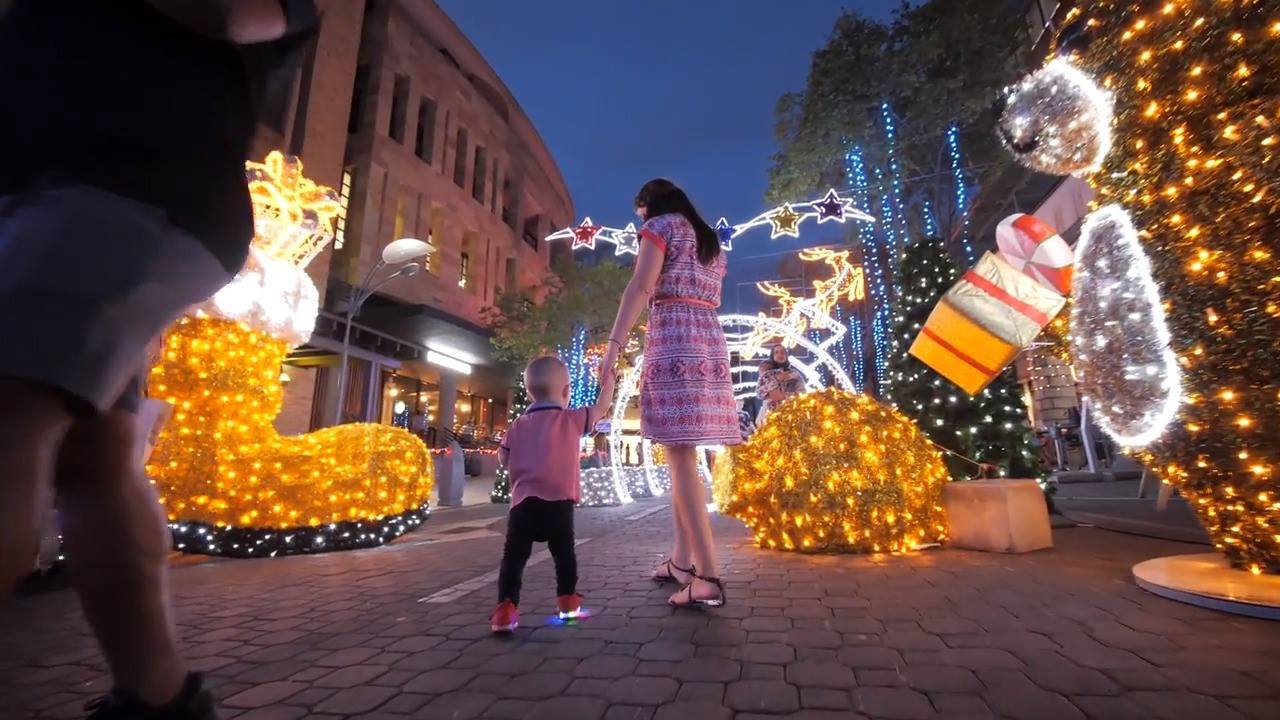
544 188 873 253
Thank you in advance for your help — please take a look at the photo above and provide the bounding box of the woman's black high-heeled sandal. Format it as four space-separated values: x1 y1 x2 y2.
668 572 726 608
653 558 694 585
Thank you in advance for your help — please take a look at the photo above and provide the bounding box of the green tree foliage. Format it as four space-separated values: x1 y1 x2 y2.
883 236 1042 479
769 0 1027 205
484 257 633 365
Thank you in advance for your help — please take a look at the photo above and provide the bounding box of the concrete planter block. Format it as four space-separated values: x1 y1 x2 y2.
943 479 1053 553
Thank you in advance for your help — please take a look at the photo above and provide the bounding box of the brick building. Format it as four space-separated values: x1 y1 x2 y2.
251 0 573 442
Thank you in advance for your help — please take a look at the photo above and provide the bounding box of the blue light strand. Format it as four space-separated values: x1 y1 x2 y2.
880 103 909 291
835 303 864 393
562 325 595 409
846 145 891 393
922 197 939 239
946 124 976 265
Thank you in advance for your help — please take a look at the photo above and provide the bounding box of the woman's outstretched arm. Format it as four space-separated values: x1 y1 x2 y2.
603 240 664 364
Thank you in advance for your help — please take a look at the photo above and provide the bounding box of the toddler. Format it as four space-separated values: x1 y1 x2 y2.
490 355 615 633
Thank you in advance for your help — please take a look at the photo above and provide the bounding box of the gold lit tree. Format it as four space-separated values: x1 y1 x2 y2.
147 153 433 557
1002 2 1278 573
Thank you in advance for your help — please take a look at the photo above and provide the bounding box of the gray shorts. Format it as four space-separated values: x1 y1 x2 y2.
0 185 232 414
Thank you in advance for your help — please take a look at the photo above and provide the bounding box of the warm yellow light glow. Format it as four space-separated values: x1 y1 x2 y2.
1072 0 1279 573
244 151 343 269
149 317 433 529
720 389 949 554
745 248 865 358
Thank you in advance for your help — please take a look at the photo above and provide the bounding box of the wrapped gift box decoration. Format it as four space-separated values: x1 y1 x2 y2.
996 213 1074 295
910 298 1018 395
944 252 1067 348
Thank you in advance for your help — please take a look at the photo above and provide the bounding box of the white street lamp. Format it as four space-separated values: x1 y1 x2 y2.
333 238 431 425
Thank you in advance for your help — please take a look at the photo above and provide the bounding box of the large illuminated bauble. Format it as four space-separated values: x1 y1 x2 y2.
721 389 949 553
996 57 1114 177
148 316 433 534
1070 206 1181 447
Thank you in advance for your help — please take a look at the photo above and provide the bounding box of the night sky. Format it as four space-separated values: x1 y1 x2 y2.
437 0 900 313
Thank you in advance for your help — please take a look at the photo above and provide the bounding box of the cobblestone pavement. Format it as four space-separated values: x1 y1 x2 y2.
4 499 1279 719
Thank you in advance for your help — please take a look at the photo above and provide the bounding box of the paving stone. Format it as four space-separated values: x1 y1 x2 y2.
606 676 680 705
785 661 855 689
786 628 844 648
379 693 431 714
979 670 1086 720
1128 690 1248 719
851 686 934 720
526 695 609 720
1020 653 1121 696
903 665 982 693
724 680 800 713
311 686 396 715
478 653 544 675
636 641 695 662
230 708 309 720
394 649 460 672
574 654 639 679
928 692 994 716
676 681 725 703
496 672 572 700
652 702 732 720
741 616 793 632
416 691 496 720
801 687 852 710
1069 694 1146 718
742 662 786 680
223 682 307 708
942 648 1025 670
1160 666 1275 697
1227 697 1280 720
313 664 388 688
883 630 946 651
734 643 796 664
482 699 535 719
567 677 613 696
856 669 906 687
401 667 475 694
635 660 676 676
671 658 740 683
313 646 380 667
837 646 903 669
605 705 656 720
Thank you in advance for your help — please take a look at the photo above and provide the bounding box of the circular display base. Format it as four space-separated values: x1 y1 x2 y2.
1132 553 1280 620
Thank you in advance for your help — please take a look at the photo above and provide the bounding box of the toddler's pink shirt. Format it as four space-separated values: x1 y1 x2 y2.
501 401 590 507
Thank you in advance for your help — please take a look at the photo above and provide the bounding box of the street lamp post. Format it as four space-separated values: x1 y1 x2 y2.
333 238 432 425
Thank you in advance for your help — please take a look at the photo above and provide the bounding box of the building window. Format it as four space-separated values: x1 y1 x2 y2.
453 128 468 188
472 146 487 203
522 215 541 251
459 252 471 289
392 187 406 241
334 167 354 250
389 74 409 143
502 178 519 229
491 164 501 213
348 64 370 134
415 97 437 163
427 206 443 275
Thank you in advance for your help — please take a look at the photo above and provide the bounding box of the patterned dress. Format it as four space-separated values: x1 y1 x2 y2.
638 213 740 446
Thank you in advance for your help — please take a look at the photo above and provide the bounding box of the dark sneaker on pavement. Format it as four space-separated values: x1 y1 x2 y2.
85 673 218 720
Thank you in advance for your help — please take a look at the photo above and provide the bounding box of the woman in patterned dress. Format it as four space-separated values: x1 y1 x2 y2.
601 178 738 607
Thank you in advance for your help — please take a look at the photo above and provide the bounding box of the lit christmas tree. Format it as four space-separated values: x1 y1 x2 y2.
490 374 529 504
884 236 1040 479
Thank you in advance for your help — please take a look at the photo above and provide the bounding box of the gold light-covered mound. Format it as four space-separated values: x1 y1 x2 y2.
722 389 950 553
710 446 738 510
148 316 433 529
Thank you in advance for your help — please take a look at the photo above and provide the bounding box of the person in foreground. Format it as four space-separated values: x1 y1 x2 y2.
601 178 740 607
0 2 316 718
490 356 616 634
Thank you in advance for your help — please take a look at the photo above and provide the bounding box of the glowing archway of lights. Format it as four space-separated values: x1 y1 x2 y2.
606 313 855 500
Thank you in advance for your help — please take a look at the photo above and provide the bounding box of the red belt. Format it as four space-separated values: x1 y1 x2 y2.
652 297 717 309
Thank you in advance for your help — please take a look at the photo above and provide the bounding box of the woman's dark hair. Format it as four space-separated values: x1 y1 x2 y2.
635 178 721 265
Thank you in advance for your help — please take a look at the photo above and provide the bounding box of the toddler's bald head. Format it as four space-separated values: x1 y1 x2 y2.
524 356 570 404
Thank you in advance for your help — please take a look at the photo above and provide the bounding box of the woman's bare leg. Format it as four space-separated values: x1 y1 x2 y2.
667 470 692 574
665 445 721 601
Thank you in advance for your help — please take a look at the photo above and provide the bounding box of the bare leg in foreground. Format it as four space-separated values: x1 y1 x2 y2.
665 444 722 602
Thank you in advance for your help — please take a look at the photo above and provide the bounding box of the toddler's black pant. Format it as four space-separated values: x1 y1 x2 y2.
497 498 576 606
